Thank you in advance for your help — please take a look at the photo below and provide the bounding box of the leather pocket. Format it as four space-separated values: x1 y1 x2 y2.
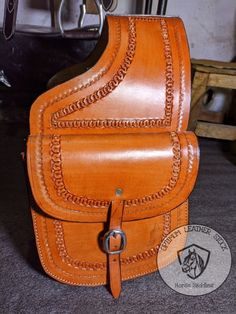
27 131 199 222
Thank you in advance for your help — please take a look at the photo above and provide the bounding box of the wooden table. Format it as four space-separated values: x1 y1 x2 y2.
189 59 236 140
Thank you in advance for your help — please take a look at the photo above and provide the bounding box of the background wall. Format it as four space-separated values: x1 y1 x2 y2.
0 0 235 61
166 0 236 61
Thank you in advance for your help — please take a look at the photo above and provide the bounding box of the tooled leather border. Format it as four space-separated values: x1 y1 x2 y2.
35 18 121 134
31 210 171 284
50 17 174 129
32 201 188 284
34 131 194 216
42 212 171 271
33 17 188 133
49 132 181 208
52 212 171 271
174 22 185 131
31 17 178 133
127 133 195 215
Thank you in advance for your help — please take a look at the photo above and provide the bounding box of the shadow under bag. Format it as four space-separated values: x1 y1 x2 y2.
27 15 199 298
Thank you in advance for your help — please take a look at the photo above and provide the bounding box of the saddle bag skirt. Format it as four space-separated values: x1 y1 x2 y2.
27 15 199 296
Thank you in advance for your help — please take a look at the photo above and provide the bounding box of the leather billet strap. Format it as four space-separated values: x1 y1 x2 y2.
3 0 18 40
103 199 126 298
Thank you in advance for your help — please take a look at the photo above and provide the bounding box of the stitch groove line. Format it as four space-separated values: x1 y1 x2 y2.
160 19 174 126
186 137 194 173
50 18 174 129
50 135 108 208
35 135 105 215
52 212 171 271
125 131 181 206
33 208 188 284
32 211 106 284
36 19 121 134
49 132 181 208
51 17 137 129
174 23 185 131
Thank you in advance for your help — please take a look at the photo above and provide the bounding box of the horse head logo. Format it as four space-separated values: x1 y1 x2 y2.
178 244 210 279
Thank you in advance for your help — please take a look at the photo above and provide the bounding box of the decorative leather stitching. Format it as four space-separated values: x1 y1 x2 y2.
32 202 188 286
32 17 192 215
30 16 191 287
49 132 181 208
50 135 109 208
54 219 106 271
35 135 104 215
173 22 186 131
127 132 195 214
125 132 180 206
177 200 188 226
50 18 174 130
160 18 174 127
163 211 171 238
35 18 121 134
35 132 195 217
32 211 106 285
32 206 187 284
52 212 171 270
32 17 183 133
126 133 194 214
186 137 194 173
51 16 137 129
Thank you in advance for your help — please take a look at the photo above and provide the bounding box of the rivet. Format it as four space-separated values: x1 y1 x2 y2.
115 188 123 196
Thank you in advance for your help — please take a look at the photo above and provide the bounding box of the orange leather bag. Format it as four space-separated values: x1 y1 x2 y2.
27 15 199 298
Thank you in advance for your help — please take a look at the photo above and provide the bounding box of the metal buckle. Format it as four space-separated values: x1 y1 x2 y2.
103 229 127 255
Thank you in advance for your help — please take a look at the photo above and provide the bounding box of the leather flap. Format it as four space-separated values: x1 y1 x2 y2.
27 131 199 222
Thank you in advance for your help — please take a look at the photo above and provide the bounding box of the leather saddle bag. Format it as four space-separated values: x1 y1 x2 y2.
27 15 199 298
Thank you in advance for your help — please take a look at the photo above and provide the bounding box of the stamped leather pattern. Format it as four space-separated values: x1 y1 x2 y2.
50 18 174 130
29 16 190 135
31 201 188 285
27 15 199 289
49 132 180 208
27 131 198 222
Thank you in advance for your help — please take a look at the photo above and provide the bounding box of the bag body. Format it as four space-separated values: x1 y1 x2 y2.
27 15 199 297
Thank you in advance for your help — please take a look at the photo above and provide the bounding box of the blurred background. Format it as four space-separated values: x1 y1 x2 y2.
0 0 235 60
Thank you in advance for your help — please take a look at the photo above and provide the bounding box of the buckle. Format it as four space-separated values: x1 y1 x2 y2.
103 229 127 255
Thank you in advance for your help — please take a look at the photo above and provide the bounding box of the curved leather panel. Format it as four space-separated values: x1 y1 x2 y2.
27 132 199 222
29 15 190 135
27 15 199 292
31 200 188 286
